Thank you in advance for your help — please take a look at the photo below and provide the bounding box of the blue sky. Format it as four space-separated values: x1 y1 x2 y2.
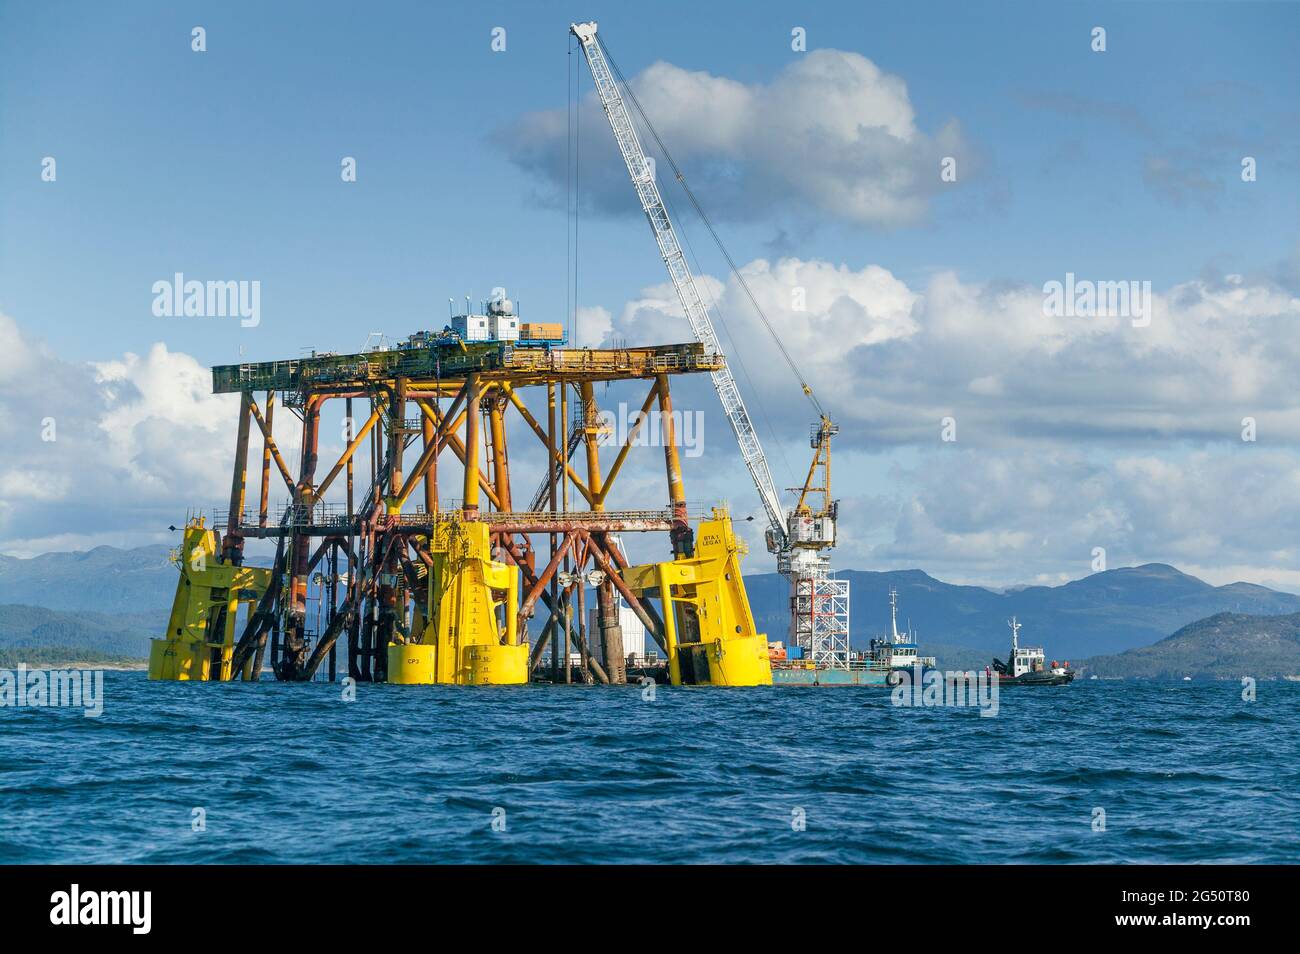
4 1 1296 362
2 1 1299 588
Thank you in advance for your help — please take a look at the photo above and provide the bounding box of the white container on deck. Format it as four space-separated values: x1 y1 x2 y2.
452 313 492 341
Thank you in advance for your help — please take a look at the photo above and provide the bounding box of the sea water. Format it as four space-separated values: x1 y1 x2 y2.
0 673 1295 863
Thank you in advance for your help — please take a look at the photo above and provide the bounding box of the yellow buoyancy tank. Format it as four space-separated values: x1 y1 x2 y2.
621 508 772 687
148 518 272 681
386 520 527 685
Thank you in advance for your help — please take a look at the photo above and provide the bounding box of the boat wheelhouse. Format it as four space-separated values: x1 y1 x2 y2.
866 588 936 671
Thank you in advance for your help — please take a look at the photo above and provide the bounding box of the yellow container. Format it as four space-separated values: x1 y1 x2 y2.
520 322 563 340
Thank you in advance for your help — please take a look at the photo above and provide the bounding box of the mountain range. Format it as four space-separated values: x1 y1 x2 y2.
0 544 176 614
743 564 1300 660
1080 612 1300 680
0 603 161 665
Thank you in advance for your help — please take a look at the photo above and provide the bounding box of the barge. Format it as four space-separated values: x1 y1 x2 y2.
772 588 935 687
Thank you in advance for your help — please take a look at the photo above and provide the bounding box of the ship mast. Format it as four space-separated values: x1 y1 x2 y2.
889 587 900 642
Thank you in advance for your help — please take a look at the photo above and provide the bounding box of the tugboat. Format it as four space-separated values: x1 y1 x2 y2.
987 618 1074 686
872 587 935 684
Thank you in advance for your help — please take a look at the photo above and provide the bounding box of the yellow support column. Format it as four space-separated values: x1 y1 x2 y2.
422 410 438 517
505 566 518 646
149 519 272 682
655 374 691 557
655 374 685 512
620 510 771 687
219 587 241 681
657 562 682 686
462 373 481 520
487 391 512 511
388 520 527 685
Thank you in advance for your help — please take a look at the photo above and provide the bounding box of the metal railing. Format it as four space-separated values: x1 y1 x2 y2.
392 508 677 529
212 498 722 532
213 343 723 394
214 502 354 530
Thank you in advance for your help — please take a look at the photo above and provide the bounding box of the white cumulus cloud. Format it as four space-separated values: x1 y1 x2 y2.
588 256 1300 449
0 313 240 555
499 50 967 227
574 250 1300 586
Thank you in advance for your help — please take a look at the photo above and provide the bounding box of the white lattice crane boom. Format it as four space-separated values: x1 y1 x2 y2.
571 21 851 667
569 21 786 540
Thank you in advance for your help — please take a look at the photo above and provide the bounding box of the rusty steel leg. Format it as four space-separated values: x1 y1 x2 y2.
346 397 355 520
597 571 626 682
488 389 513 589
249 629 268 681
224 391 253 565
389 378 406 512
595 566 626 682
282 395 321 680
373 530 402 682
259 389 274 528
578 384 625 684
517 531 576 629
571 532 602 683
547 382 559 682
